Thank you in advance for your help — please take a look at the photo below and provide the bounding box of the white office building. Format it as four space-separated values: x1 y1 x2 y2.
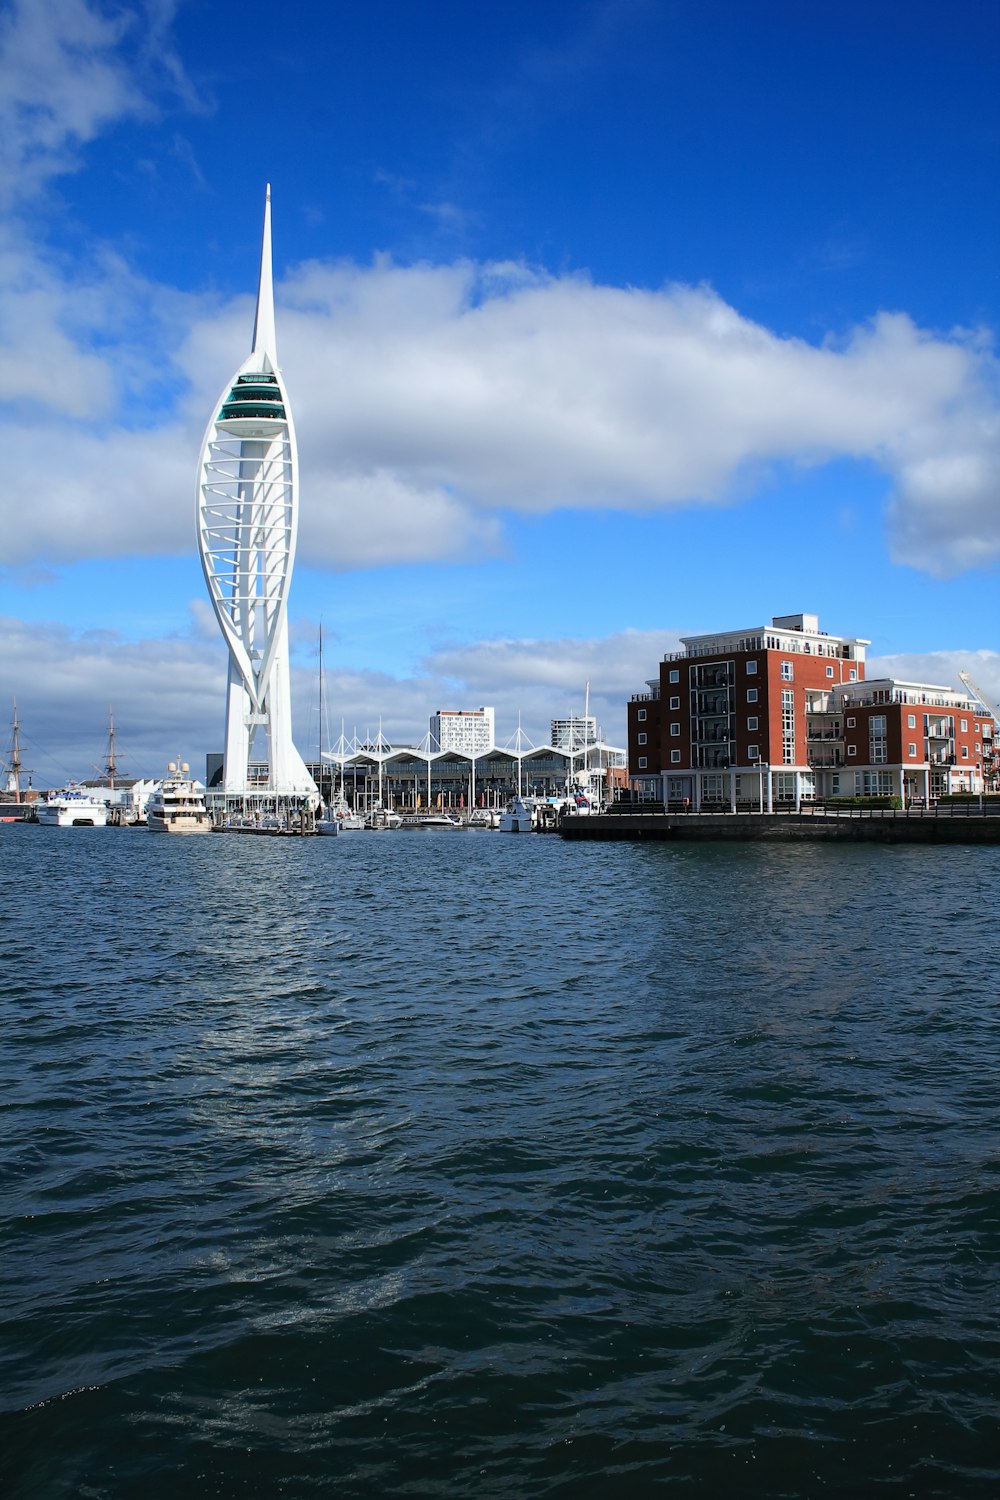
429 707 495 756
551 716 598 753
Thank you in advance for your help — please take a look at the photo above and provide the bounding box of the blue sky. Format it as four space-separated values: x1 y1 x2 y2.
1 0 998 782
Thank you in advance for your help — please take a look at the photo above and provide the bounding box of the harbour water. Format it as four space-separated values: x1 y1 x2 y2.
2 826 999 1497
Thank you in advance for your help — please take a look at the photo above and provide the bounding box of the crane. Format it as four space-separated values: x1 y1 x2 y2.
958 672 1000 730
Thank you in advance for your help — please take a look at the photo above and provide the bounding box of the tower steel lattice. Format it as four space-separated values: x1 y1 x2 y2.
196 186 317 804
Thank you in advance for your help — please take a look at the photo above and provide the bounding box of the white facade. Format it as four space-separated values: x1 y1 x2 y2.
551 716 597 753
196 187 317 805
429 707 495 756
676 612 870 665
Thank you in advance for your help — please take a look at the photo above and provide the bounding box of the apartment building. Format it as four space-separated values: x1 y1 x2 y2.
429 707 496 756
627 612 993 807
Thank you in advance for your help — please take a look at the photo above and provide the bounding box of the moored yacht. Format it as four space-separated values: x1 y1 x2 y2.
498 794 536 833
36 789 109 828
398 811 461 829
331 792 365 830
146 760 212 834
366 805 403 830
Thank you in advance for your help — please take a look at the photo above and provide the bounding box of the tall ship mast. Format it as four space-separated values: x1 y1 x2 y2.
1 700 36 818
105 707 119 791
3 700 25 802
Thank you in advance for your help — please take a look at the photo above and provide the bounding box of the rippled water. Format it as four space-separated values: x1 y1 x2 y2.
2 825 999 1497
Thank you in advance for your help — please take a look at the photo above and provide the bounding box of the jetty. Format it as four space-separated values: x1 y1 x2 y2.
559 804 1000 845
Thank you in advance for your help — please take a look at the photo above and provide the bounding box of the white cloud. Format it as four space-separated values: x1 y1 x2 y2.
0 611 224 784
3 616 673 784
278 265 1000 573
4 252 998 577
300 471 504 569
415 628 679 747
0 0 145 203
0 0 196 205
0 3 997 586
868 649 1000 714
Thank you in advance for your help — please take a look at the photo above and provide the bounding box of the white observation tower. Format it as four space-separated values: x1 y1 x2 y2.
197 185 317 808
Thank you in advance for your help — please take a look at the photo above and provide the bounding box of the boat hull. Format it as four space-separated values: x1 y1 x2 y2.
146 771 212 833
147 815 212 834
398 815 460 829
498 796 536 833
36 797 108 828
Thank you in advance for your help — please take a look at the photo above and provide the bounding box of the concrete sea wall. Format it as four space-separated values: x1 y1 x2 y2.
559 810 1000 844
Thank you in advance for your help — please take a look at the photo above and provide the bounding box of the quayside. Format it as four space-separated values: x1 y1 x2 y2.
559 807 1000 844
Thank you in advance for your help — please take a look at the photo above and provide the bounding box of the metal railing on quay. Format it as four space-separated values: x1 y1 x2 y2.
604 799 1000 819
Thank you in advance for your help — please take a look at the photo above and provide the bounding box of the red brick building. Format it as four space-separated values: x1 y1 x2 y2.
628 612 993 808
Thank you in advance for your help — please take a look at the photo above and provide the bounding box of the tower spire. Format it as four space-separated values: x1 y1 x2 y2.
251 183 277 361
197 185 317 810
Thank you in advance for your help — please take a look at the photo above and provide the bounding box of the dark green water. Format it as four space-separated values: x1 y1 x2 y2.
2 826 999 1498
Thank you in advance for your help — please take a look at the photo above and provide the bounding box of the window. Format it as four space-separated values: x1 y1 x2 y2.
780 661 793 681
747 745 759 760
908 743 917 757
907 714 916 729
870 713 887 764
746 660 758 675
638 732 647 745
747 716 758 730
848 746 857 757
847 716 856 728
849 669 858 681
961 719 968 732
670 723 680 737
961 746 969 759
747 688 758 703
669 696 680 710
669 669 679 683
637 708 647 722
638 756 647 769
826 666 834 678
781 687 795 765
670 749 681 764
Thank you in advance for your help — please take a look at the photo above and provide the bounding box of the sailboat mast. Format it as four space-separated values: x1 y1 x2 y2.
318 623 324 764
583 679 590 781
318 623 326 806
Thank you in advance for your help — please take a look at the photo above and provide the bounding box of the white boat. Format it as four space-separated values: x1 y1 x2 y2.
366 805 403 830
36 789 108 828
146 760 212 834
468 808 501 828
498 795 536 833
331 793 365 830
398 812 461 829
